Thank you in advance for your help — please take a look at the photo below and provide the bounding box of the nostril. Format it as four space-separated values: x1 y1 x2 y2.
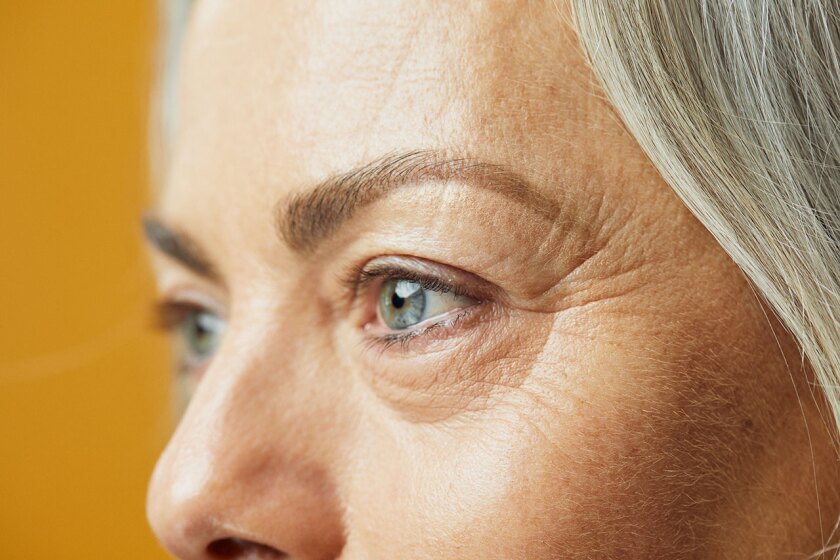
207 538 288 559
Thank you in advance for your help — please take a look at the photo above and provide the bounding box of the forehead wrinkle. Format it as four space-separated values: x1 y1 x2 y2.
274 149 561 254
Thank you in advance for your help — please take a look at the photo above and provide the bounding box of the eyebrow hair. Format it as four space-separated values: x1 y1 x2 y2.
141 214 221 281
275 150 560 254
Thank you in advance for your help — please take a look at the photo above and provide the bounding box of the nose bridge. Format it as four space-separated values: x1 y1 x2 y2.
147 318 349 559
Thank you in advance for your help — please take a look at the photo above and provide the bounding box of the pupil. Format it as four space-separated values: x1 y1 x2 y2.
195 316 209 337
392 293 406 309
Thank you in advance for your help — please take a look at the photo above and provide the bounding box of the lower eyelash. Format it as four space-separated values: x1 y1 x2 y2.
363 306 476 353
376 322 443 351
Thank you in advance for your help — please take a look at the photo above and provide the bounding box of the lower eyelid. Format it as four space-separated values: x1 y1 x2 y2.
364 304 484 353
367 296 473 335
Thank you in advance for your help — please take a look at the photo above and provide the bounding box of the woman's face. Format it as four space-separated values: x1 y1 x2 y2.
145 1 837 558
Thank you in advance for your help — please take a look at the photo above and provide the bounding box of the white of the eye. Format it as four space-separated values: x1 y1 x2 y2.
395 280 422 298
422 291 472 319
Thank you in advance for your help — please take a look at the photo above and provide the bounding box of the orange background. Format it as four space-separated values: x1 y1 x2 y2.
1 2 172 558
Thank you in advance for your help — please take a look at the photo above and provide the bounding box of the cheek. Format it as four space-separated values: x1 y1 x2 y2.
341 381 705 559
341 407 567 558
340 299 765 558
343 309 552 423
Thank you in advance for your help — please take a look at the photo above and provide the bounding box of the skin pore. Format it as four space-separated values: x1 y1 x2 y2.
145 1 840 558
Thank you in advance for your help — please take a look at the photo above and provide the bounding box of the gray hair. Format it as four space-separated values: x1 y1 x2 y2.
573 1 840 553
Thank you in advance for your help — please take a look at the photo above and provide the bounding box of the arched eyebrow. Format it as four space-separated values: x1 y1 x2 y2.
275 150 560 254
141 214 221 282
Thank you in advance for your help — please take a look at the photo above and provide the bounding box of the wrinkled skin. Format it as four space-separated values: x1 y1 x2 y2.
145 1 839 558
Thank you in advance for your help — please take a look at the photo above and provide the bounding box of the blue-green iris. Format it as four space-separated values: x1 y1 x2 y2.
180 310 224 362
379 279 426 330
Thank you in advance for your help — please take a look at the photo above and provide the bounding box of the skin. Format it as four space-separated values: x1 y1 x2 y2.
145 1 840 558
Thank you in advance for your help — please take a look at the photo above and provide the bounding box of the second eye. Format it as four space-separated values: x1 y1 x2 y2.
378 278 476 330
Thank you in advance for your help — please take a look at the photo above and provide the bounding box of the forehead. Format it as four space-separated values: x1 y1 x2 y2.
164 0 639 262
173 0 591 172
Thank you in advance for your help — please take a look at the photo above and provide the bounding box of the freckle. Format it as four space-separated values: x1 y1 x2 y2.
741 418 754 431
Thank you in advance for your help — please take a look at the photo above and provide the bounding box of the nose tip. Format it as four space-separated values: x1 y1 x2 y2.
146 488 295 560
146 437 346 560
149 506 344 560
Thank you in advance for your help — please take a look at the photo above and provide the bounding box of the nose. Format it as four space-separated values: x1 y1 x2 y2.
146 334 347 560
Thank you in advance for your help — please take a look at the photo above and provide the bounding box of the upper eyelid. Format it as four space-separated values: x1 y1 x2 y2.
153 286 229 322
339 256 496 300
358 267 468 296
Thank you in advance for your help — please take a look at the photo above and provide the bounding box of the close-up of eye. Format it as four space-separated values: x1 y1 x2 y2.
376 277 476 331
156 301 225 375
342 257 489 351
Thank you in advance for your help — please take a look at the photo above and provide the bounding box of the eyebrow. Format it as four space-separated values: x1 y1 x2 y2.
141 214 221 281
275 150 560 254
